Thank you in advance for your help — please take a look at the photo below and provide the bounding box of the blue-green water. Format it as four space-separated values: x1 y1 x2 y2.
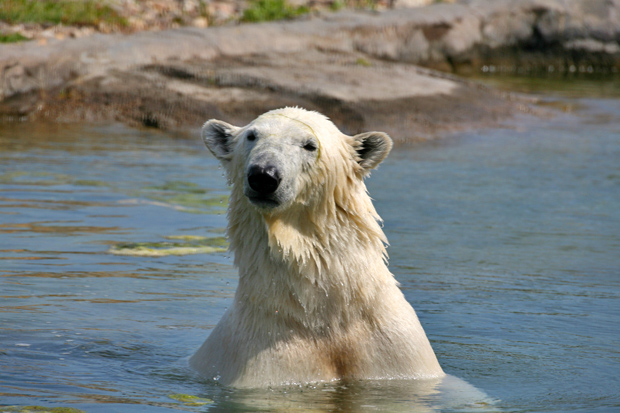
1 97 619 412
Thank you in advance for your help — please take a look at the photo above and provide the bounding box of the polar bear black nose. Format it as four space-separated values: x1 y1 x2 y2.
247 165 281 195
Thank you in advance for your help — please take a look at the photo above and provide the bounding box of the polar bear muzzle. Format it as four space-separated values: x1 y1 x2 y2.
246 163 282 207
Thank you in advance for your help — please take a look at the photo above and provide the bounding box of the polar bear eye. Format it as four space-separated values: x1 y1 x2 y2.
246 132 256 142
303 141 317 152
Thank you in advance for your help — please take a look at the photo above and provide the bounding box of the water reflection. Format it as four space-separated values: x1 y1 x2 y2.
208 376 496 412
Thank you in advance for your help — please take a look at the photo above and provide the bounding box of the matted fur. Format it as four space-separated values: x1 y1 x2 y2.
190 107 443 387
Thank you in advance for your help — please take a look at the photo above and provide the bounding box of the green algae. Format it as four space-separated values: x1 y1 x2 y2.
0 173 226 214
108 235 228 257
0 171 110 188
139 180 228 214
144 181 205 193
0 171 73 186
168 393 214 406
151 192 228 211
165 235 220 242
72 179 110 187
0 406 85 413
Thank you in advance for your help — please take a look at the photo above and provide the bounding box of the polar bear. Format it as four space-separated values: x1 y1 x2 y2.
190 107 444 388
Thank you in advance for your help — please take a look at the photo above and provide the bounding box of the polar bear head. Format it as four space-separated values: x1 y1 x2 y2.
201 107 392 215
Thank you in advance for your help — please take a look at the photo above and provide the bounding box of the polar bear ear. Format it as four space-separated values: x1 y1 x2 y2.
201 119 240 162
353 131 393 172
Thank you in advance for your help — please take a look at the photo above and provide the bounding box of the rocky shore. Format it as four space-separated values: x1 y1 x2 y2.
1 0 619 142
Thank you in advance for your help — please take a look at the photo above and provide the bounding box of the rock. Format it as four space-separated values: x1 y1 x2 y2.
1 0 618 138
182 0 202 14
0 36 532 141
192 17 209 28
565 39 620 54
208 2 238 24
392 0 434 8
393 0 455 9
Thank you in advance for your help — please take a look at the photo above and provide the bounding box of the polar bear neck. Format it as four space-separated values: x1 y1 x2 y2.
225 180 396 329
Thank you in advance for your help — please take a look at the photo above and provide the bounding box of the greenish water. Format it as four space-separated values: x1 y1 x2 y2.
471 73 620 98
1 95 619 411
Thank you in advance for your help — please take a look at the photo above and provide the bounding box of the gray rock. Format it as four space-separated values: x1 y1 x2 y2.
1 0 617 139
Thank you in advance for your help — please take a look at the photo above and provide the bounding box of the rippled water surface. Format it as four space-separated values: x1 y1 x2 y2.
1 97 619 412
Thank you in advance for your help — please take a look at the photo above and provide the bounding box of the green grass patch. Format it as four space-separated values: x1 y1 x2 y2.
241 0 310 23
0 0 127 28
0 32 30 43
329 0 345 11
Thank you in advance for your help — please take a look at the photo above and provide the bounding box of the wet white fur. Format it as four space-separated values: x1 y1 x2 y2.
190 107 443 387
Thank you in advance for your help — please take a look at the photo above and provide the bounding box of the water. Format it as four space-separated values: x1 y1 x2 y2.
1 96 619 411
